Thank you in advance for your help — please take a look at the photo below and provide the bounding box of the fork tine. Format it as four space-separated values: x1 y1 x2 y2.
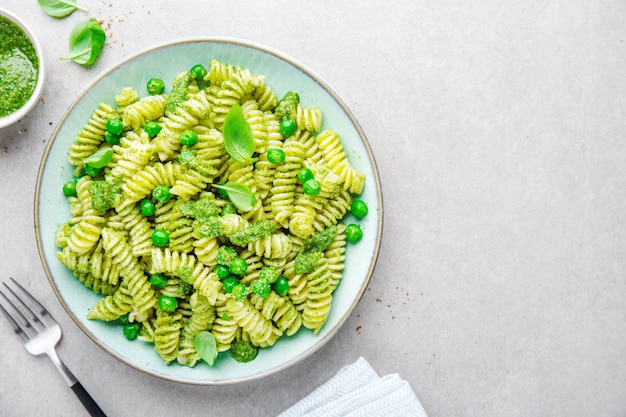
0 287 35 341
0 294 25 336
7 277 51 324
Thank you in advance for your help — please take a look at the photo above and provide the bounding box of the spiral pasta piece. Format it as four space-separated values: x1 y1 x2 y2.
86 283 134 321
67 209 106 255
249 292 302 336
249 232 292 259
211 300 239 351
296 104 323 133
241 100 267 152
193 237 219 266
225 298 282 348
114 204 153 257
312 188 352 232
107 132 157 184
153 88 212 160
69 103 120 167
324 223 347 290
154 200 195 253
268 138 305 228
122 94 166 130
315 129 365 194
154 308 183 364
115 87 139 109
102 227 157 314
177 292 215 366
302 258 333 334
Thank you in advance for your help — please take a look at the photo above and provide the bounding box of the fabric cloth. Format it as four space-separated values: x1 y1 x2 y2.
278 357 428 417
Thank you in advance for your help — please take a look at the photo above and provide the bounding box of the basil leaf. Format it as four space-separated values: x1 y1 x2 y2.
194 331 217 366
83 146 113 169
61 18 106 66
223 103 256 162
38 0 88 18
214 182 257 212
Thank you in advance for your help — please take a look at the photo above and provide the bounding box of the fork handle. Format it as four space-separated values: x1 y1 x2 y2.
46 349 107 416
71 381 107 417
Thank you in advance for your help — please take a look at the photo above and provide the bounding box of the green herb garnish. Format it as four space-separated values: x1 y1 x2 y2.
61 18 106 66
37 0 88 18
194 331 217 366
213 181 256 212
83 146 113 169
223 103 256 163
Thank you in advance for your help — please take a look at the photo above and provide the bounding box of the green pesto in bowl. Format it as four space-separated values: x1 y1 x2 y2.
0 14 39 118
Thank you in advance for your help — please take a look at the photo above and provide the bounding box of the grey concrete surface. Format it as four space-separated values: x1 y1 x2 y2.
0 1 624 416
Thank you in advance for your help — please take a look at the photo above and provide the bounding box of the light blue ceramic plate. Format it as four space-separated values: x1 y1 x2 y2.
35 38 382 385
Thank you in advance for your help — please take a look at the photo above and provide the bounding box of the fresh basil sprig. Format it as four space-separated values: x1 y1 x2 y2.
214 182 257 212
37 0 88 18
223 103 256 163
61 18 106 66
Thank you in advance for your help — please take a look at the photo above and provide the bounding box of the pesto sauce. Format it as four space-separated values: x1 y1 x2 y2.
229 220 277 246
165 72 192 114
89 180 121 213
294 225 338 273
179 149 218 177
274 91 300 120
0 15 39 118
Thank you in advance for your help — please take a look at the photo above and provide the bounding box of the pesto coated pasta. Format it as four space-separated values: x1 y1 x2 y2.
56 59 366 368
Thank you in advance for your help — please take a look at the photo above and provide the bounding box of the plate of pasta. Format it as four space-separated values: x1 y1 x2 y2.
35 38 382 384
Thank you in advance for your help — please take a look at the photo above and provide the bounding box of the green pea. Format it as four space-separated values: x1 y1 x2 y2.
273 277 290 296
158 295 178 312
179 129 198 147
190 64 207 80
147 78 165 95
267 149 285 164
123 323 140 340
350 200 369 219
83 165 101 178
62 181 77 197
139 198 156 216
104 131 121 146
118 314 130 325
279 118 297 137
303 179 321 196
144 121 162 137
152 185 171 203
251 278 271 298
222 276 239 293
229 257 248 275
216 184 229 199
149 273 168 288
232 283 248 301
106 119 124 135
152 229 170 247
297 167 314 184
345 224 363 243
214 264 230 279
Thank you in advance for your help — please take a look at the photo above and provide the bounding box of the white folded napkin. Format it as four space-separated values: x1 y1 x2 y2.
278 357 428 417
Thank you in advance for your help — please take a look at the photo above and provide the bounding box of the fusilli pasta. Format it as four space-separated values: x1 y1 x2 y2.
55 58 367 368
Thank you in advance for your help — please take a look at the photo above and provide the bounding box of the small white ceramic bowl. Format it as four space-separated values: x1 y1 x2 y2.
0 7 45 129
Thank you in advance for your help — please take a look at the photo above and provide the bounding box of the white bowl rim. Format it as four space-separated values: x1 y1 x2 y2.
0 7 46 129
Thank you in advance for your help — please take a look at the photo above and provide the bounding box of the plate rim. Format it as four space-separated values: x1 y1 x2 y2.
34 36 384 385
